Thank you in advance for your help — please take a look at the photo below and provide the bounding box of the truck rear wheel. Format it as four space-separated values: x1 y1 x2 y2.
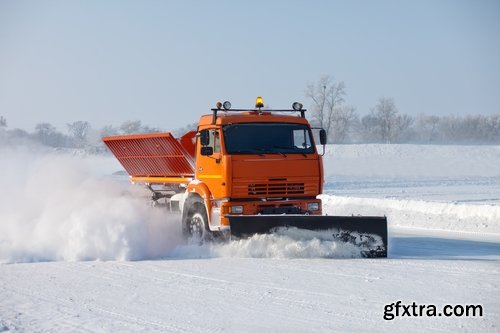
183 200 209 241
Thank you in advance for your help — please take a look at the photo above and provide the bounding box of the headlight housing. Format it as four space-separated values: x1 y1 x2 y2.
307 202 319 211
231 206 243 214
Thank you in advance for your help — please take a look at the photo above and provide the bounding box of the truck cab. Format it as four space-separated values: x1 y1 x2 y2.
182 101 326 237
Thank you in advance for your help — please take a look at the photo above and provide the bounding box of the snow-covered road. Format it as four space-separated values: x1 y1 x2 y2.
1 227 499 332
1 144 499 332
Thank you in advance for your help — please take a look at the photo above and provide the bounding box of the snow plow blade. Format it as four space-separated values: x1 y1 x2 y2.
228 215 388 258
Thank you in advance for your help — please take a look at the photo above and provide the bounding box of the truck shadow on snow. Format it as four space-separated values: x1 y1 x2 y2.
388 235 500 260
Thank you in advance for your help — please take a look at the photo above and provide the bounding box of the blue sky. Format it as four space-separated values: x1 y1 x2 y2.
1 0 499 132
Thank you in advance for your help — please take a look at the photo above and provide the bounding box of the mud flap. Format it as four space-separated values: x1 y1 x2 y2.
228 215 388 258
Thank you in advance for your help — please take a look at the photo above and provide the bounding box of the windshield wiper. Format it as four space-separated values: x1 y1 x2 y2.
272 146 308 157
275 151 287 157
256 147 286 157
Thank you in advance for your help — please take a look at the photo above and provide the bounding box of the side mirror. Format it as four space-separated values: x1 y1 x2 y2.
200 146 213 156
199 129 210 146
319 129 327 145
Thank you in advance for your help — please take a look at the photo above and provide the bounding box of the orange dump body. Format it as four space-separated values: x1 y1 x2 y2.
103 131 196 184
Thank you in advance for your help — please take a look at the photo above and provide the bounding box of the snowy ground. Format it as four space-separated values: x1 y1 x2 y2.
1 144 499 332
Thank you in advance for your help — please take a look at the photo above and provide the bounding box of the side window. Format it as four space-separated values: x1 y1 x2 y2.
208 129 221 153
293 129 311 149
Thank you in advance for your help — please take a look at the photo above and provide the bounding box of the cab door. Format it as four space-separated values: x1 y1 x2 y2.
196 128 225 198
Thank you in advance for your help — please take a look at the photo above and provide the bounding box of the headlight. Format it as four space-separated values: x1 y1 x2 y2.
307 202 319 211
231 206 243 214
292 102 303 111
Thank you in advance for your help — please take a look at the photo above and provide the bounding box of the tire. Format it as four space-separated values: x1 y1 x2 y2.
182 199 209 242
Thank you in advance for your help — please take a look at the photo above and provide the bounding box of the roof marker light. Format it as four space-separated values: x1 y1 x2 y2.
216 101 222 109
223 101 231 110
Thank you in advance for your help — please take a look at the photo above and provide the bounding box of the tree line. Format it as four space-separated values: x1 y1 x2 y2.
1 75 499 149
0 119 162 151
306 75 500 144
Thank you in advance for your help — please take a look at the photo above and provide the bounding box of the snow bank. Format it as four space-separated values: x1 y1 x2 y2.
321 144 500 235
0 146 183 263
323 144 500 179
321 195 500 235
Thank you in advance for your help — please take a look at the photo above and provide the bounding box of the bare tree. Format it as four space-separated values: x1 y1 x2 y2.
100 125 118 137
0 116 6 128
34 122 67 146
305 75 347 141
415 114 440 143
173 122 197 137
395 113 414 142
34 123 56 145
140 125 162 133
67 121 90 148
360 113 381 142
331 105 357 143
373 97 400 143
438 114 500 143
487 114 500 142
119 120 142 134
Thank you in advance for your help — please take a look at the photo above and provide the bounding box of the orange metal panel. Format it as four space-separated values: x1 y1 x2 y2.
178 130 196 159
103 132 195 177
130 176 192 184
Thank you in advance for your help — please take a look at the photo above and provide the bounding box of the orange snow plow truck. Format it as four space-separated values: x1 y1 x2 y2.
103 98 388 257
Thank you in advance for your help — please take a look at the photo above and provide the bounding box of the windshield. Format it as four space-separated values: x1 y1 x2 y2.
223 123 315 155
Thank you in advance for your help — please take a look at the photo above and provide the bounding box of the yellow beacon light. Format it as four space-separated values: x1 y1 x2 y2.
255 96 264 108
255 96 264 109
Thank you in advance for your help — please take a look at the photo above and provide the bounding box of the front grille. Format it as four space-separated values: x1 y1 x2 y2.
260 205 302 215
248 183 305 196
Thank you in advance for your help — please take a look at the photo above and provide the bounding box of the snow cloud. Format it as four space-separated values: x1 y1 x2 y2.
0 145 183 263
173 228 368 259
0 144 362 263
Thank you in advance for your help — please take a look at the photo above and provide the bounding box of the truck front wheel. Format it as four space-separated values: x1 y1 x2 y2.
183 201 209 241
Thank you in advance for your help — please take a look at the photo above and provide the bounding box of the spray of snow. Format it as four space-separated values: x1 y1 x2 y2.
0 145 361 263
173 228 368 259
0 145 184 263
